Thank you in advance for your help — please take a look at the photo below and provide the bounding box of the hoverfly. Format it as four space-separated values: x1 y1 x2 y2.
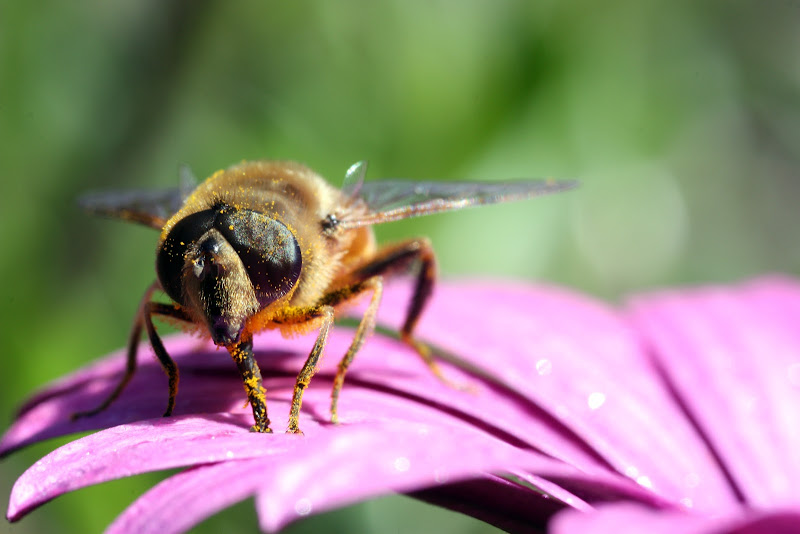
77 160 577 434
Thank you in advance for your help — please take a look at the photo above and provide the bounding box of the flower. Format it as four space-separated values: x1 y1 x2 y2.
3 278 800 532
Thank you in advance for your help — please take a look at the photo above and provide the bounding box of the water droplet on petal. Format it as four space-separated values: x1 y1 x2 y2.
536 359 552 376
294 497 312 516
680 497 694 508
587 392 606 410
636 475 653 489
394 456 410 472
684 472 700 488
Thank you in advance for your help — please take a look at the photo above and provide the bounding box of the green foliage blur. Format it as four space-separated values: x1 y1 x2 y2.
1 1 798 533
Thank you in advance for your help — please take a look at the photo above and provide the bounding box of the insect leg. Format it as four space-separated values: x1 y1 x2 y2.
143 301 187 417
265 280 383 433
349 238 455 385
261 278 390 432
281 306 335 434
227 338 271 433
72 281 190 420
329 277 383 424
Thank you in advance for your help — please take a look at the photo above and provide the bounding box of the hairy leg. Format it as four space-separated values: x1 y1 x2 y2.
346 238 456 384
227 338 271 432
73 281 190 420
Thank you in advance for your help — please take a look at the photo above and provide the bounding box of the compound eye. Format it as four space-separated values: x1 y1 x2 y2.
216 209 302 306
156 209 218 305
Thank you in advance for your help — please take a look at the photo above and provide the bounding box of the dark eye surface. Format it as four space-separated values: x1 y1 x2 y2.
216 209 302 306
156 205 302 307
156 209 218 305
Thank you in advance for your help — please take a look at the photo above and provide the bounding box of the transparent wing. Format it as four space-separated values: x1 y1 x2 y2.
78 187 185 229
339 178 579 229
77 164 197 229
341 160 368 198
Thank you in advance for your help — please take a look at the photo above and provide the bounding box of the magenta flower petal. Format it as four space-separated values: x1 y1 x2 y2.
104 420 571 534
7 385 585 522
376 281 737 512
9 310 629 533
108 460 263 534
7 278 800 532
107 456 582 534
7 414 278 521
12 378 664 530
628 277 800 508
551 503 800 534
0 338 231 456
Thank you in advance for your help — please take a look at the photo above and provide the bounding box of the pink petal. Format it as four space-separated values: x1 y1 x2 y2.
551 503 800 534
376 281 738 512
0 336 241 456
106 459 263 534
3 294 606 478
104 420 573 534
8 279 754 532
7 414 276 521
3 282 646 469
628 276 800 508
1 326 602 472
8 383 589 525
252 421 561 533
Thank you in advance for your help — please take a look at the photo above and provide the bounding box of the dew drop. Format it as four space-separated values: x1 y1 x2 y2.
394 457 410 472
294 498 312 516
636 475 653 489
587 392 606 410
536 359 552 376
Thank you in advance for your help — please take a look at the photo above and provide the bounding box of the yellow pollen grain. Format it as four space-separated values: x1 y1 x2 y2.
244 376 260 390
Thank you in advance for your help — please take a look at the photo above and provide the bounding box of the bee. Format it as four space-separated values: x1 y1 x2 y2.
77 160 577 433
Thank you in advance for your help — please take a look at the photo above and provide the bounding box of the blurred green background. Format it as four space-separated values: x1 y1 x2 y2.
1 1 799 533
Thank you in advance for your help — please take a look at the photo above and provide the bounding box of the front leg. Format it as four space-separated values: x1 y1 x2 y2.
263 281 379 433
227 338 271 433
256 303 336 434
